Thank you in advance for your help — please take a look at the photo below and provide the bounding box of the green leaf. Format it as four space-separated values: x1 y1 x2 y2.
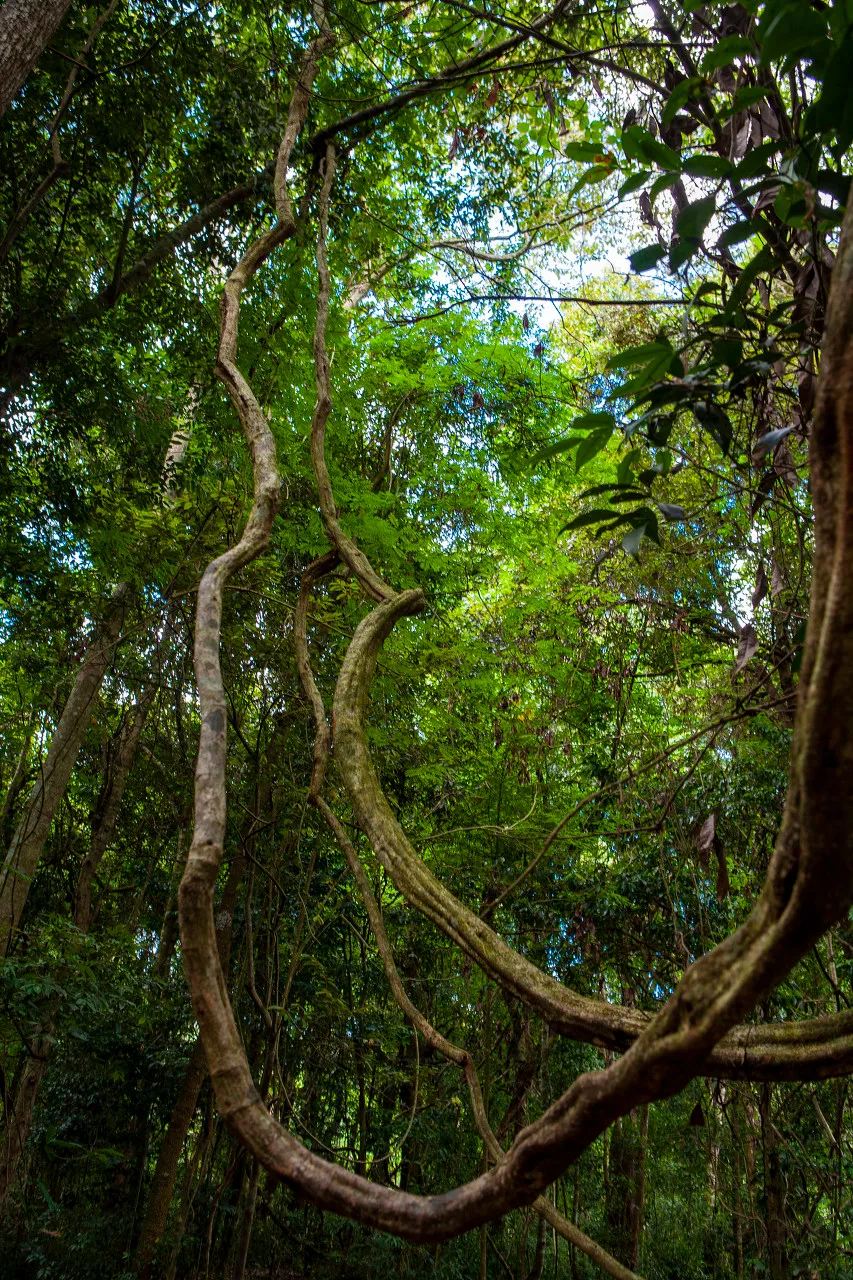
735 140 780 178
569 164 613 198
661 77 703 128
709 338 743 369
717 220 755 248
758 3 827 65
774 185 809 228
622 124 682 171
622 523 647 558
619 170 652 198
607 340 672 371
575 426 615 472
806 37 853 147
580 481 637 498
617 447 643 484
694 399 733 454
701 34 752 71
669 238 699 271
656 502 687 520
726 245 775 313
682 154 733 180
559 507 623 533
571 411 617 431
719 86 768 120
649 172 679 202
628 244 666 273
530 418 616 466
563 140 606 162
529 435 585 465
608 490 650 504
691 281 722 303
674 195 717 240
816 169 850 204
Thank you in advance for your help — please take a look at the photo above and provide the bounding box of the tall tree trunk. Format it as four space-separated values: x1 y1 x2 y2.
229 982 282 1280
0 1028 50 1203
0 679 151 1200
732 1116 745 1279
153 824 190 980
134 855 245 1277
606 1112 643 1265
529 1211 548 1280
136 601 271 1274
134 1037 210 1277
570 1168 581 1280
761 1084 787 1280
0 711 35 842
629 1105 648 1270
0 0 75 117
0 415 193 956
0 581 131 954
163 1098 215 1280
230 1158 261 1280
75 684 156 932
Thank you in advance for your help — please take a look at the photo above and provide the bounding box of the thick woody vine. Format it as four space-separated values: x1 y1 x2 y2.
178 10 853 1255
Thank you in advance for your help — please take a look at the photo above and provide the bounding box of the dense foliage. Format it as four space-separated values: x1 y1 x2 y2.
1 1 852 1277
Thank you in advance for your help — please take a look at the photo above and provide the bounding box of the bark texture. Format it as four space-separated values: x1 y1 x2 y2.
0 1029 49 1203
0 0 73 117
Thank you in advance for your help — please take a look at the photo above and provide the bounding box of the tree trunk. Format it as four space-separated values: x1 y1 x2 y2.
0 678 152 1200
529 1211 548 1280
732 1119 745 1279
134 855 245 1276
0 0 74 117
761 1084 787 1280
0 581 131 954
0 1028 50 1203
140 733 283 1276
163 1098 215 1280
230 1158 261 1280
606 1113 643 1265
629 1105 648 1270
152 824 189 980
75 683 156 932
134 1036 209 1277
0 712 34 843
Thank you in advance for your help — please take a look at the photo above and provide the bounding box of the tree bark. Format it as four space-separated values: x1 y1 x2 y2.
74 684 156 933
134 854 245 1277
761 1084 788 1280
153 824 190 981
230 1158 261 1280
0 581 131 955
0 680 152 1200
134 1036 209 1277
629 1106 648 1270
607 1114 642 1264
0 712 34 843
0 0 74 118
529 1211 547 1280
0 1029 50 1203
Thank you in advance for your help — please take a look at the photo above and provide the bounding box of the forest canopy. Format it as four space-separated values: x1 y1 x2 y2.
1 0 853 1277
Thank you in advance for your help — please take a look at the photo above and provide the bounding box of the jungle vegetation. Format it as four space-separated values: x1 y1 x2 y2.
1 0 853 1276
